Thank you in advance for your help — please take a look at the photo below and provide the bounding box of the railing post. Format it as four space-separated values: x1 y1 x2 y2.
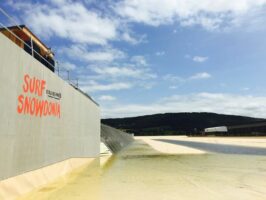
56 61 60 76
30 37 34 56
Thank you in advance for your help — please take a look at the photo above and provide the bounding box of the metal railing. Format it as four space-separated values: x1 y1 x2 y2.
0 7 79 84
55 61 79 88
0 7 98 103
0 7 99 105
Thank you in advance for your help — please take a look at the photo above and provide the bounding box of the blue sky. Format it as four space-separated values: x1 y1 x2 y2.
1 0 266 118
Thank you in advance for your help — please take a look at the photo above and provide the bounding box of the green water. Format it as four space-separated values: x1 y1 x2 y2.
21 140 266 200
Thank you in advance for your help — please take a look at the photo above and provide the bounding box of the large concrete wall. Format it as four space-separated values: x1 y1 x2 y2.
101 124 134 153
0 33 100 180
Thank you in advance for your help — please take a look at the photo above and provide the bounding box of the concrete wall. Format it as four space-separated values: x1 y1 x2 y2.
101 124 134 153
0 33 100 180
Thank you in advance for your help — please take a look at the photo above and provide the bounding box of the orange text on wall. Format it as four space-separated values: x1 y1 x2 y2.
17 74 60 118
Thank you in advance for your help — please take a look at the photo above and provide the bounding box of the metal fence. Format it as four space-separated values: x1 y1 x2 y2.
0 7 99 105
0 7 79 88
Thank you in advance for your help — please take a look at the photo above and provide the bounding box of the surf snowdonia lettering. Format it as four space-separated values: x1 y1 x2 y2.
17 74 61 118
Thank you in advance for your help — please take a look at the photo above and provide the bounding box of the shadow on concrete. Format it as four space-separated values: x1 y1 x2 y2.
155 139 266 156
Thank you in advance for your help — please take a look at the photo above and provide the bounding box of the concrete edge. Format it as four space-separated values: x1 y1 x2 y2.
0 158 95 200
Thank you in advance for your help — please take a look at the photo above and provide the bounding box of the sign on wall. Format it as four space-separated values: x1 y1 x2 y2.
17 74 61 118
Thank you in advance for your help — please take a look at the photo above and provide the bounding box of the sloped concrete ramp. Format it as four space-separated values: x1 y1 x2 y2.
101 124 134 153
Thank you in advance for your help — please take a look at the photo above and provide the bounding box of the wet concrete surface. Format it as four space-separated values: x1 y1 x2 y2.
20 139 266 200
156 139 266 155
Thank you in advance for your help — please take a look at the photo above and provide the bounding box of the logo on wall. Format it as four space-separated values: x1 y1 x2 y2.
17 74 61 118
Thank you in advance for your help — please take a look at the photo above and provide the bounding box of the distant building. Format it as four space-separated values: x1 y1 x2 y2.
204 126 228 135
0 25 55 72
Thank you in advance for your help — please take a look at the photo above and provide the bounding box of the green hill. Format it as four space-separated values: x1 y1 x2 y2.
101 112 265 136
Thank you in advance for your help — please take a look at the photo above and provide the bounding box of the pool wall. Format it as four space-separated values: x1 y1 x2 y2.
0 33 100 181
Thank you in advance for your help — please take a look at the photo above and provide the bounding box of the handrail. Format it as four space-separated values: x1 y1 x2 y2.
0 7 24 31
0 21 56 71
0 7 79 87
0 7 75 84
0 7 98 106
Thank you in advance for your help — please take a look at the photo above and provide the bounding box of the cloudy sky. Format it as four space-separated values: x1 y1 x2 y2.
1 0 266 118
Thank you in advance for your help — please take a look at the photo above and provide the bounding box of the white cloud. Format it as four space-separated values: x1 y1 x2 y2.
131 55 148 66
169 85 177 89
61 45 125 63
10 0 148 46
121 32 139 44
155 51 165 56
60 50 157 91
180 15 224 31
98 95 116 101
230 6 266 32
163 72 211 82
81 80 133 92
189 72 211 80
101 92 266 118
49 0 70 5
114 0 266 31
90 66 157 79
59 61 77 71
163 74 184 82
120 31 147 45
193 56 209 63
17 1 118 45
